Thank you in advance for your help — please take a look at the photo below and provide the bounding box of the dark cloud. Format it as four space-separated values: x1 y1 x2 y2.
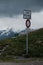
0 0 43 17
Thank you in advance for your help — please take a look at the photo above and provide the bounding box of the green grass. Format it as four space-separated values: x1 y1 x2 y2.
0 28 43 60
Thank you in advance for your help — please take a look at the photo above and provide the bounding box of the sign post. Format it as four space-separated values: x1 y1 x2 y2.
26 28 28 55
25 19 31 55
23 10 31 56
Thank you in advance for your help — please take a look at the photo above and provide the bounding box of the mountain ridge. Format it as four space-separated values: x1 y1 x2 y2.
0 28 34 39
0 28 18 39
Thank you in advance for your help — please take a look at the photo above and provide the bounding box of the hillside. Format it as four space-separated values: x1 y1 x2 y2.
0 28 43 58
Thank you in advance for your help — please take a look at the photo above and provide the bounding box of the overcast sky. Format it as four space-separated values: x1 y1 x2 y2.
0 0 43 31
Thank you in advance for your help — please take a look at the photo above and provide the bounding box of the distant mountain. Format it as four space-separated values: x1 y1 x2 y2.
19 28 34 35
0 28 34 39
0 28 18 39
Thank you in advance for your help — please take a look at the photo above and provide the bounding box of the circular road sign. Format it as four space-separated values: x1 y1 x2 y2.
26 19 31 28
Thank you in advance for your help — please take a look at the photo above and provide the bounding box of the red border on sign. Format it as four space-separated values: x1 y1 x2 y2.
26 19 31 28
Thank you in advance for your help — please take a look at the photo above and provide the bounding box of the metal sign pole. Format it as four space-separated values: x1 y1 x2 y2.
26 28 28 55
23 10 31 57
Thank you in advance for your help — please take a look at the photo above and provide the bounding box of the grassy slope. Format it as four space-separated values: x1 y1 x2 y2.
0 28 43 58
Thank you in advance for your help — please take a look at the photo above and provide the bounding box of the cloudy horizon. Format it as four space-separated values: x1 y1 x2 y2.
0 0 43 31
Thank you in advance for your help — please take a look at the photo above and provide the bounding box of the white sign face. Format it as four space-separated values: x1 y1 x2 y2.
27 21 30 26
26 19 31 28
23 10 31 19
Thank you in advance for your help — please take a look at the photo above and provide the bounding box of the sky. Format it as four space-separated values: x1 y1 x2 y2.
0 0 43 31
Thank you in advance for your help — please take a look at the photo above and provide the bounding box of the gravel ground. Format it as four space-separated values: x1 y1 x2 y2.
0 61 43 65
